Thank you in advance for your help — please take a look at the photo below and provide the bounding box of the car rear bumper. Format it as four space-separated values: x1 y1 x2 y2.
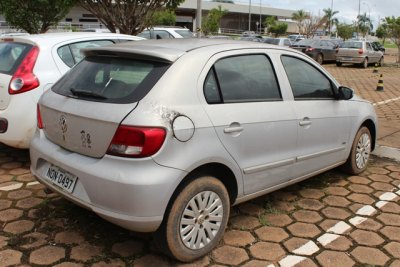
30 130 187 232
336 56 364 64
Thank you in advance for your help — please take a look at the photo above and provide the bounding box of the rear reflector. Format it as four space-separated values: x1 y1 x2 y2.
37 104 43 129
9 46 40 95
0 118 8 133
107 126 166 158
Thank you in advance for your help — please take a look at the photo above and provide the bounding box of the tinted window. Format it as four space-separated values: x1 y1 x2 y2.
281 55 334 99
284 39 291 46
175 30 193 38
154 30 174 39
52 56 170 104
57 46 75 67
341 41 362 49
70 40 114 63
0 42 32 74
204 55 281 103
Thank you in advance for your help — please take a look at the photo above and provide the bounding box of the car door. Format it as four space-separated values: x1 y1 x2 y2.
366 42 379 63
280 54 351 178
321 40 336 61
201 51 298 195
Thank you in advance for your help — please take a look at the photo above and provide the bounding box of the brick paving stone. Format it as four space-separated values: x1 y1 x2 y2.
316 250 355 267
272 200 295 212
92 259 125 267
283 237 309 251
29 246 65 265
389 172 400 180
379 202 400 213
15 173 36 182
111 240 143 257
54 263 84 267
262 213 292 227
296 258 319 267
230 215 261 230
255 226 289 242
242 260 271 267
369 174 393 183
270 191 298 201
70 243 103 262
287 222 321 238
55 231 85 245
348 176 371 184
16 197 43 209
319 219 341 231
21 232 48 249
0 175 14 183
321 207 351 220
351 246 390 266
348 184 373 194
384 242 400 258
9 168 30 176
348 203 364 213
134 254 171 266
299 188 325 199
390 260 400 267
0 199 12 210
371 181 396 191
296 199 325 210
324 236 353 251
0 181 23 191
175 256 210 267
249 242 285 261
369 167 391 175
0 209 23 222
0 235 8 249
387 165 400 172
322 196 351 207
0 249 22 267
27 209 39 219
346 193 375 204
381 226 400 241
7 189 32 200
1 162 22 169
292 210 323 223
377 213 400 226
4 219 34 234
350 229 385 246
223 230 255 246
324 186 350 196
238 203 264 216
212 245 249 265
354 218 383 231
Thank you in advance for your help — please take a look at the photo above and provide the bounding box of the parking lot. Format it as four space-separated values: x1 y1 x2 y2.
0 49 399 267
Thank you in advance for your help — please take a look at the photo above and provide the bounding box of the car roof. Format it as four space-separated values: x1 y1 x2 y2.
84 38 290 63
0 32 143 46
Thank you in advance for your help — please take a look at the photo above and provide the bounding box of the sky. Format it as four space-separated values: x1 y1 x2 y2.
229 0 399 29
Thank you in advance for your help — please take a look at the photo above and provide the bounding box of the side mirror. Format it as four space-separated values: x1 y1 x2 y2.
337 86 354 100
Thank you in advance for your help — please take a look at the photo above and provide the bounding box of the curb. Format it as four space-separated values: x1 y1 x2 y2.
372 145 400 161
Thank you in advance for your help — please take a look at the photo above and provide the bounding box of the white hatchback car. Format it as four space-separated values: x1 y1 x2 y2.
138 27 194 39
31 39 377 262
0 32 144 148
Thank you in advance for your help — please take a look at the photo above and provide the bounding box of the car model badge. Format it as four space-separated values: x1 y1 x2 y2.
59 115 67 140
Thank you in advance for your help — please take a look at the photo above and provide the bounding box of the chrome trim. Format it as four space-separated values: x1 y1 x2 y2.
296 146 346 162
243 158 295 175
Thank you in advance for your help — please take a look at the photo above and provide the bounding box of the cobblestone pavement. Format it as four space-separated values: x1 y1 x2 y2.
0 54 400 267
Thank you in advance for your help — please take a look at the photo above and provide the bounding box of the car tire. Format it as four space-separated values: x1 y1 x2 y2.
361 58 368 68
316 54 324 64
378 57 384 67
342 126 371 175
155 176 230 262
336 62 342 67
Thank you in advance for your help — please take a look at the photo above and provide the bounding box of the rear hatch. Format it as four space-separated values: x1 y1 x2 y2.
290 39 317 53
0 40 34 110
39 55 170 158
337 41 362 57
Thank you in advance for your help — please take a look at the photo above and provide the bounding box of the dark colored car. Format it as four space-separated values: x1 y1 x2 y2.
290 39 338 64
371 42 386 54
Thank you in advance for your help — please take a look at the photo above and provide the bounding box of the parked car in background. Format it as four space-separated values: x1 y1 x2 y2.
138 27 193 39
0 32 144 148
371 41 386 54
81 28 111 33
336 40 384 68
263 37 292 47
290 39 338 64
288 34 305 43
31 39 376 262
239 36 263 42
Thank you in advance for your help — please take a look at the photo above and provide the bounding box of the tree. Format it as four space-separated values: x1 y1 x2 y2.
376 23 389 44
0 0 77 34
269 23 288 37
202 5 227 35
336 23 355 40
78 0 184 35
150 10 176 26
384 16 400 62
292 9 309 34
263 16 277 33
323 8 339 35
303 15 327 38
357 12 373 37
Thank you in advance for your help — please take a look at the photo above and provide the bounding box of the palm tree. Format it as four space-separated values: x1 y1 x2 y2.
357 12 373 37
292 9 309 34
323 8 339 35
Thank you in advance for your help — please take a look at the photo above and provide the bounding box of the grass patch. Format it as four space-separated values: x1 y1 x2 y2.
384 42 397 49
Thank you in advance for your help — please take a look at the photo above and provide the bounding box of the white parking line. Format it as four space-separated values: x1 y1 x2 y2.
373 97 400 106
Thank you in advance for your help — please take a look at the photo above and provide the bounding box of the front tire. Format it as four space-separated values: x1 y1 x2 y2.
361 58 368 68
316 53 324 64
342 126 371 174
155 176 230 262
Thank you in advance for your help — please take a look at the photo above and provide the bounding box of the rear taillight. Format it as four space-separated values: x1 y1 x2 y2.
8 46 40 95
358 49 364 55
306 47 315 52
107 126 166 158
37 104 43 129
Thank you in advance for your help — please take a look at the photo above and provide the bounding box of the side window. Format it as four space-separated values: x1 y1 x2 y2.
154 30 173 39
69 40 115 64
204 54 281 103
284 39 291 46
57 45 75 67
281 55 334 99
366 42 372 51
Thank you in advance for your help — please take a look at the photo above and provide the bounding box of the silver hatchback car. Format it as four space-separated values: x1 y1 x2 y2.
30 39 377 261
336 40 384 68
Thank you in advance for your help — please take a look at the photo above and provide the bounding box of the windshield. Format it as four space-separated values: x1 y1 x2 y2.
0 42 32 74
52 56 170 104
341 41 362 49
295 39 317 46
175 30 193 38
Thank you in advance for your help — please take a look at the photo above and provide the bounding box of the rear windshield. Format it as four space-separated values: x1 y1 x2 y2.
175 30 193 38
295 39 317 46
0 42 32 74
341 41 362 49
52 56 170 104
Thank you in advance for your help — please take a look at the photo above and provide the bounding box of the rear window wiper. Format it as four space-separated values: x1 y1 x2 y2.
70 88 108 100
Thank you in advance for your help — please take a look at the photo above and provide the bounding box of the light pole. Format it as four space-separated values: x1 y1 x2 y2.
196 0 202 38
357 0 361 38
248 0 252 31
259 0 262 34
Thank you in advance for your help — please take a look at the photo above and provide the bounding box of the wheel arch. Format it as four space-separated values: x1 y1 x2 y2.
361 119 376 151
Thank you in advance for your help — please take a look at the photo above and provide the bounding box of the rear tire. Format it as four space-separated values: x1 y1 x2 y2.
316 54 324 64
155 176 230 262
342 126 371 175
378 57 384 67
361 58 368 68
336 62 342 67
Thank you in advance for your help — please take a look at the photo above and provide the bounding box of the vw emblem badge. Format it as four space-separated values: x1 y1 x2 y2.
59 115 68 135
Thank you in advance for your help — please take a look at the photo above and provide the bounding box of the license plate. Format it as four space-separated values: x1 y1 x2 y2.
45 165 78 193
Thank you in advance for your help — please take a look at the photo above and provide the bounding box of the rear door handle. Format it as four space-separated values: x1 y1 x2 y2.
224 126 244 133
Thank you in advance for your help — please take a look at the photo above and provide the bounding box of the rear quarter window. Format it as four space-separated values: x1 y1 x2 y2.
0 42 32 74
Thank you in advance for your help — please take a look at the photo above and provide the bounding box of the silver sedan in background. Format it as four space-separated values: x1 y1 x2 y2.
30 39 377 262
